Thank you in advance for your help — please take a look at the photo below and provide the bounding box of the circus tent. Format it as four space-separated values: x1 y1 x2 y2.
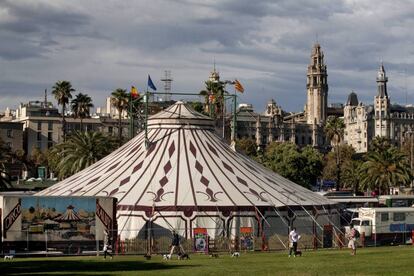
55 205 81 222
38 102 338 242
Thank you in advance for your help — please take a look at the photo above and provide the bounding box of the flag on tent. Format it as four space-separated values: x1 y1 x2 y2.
234 79 244 93
131 86 139 98
147 75 157 91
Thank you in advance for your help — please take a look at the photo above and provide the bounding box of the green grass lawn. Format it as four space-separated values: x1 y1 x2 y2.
1 246 413 276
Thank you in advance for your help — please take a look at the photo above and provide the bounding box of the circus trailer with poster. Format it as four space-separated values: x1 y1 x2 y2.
0 194 116 253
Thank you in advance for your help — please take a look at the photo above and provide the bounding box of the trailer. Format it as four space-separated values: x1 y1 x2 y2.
378 195 414 207
0 193 117 255
347 207 414 245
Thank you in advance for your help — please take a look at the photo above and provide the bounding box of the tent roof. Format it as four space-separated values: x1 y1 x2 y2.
38 102 333 210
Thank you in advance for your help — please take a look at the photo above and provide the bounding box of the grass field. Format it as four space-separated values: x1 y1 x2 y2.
1 246 414 276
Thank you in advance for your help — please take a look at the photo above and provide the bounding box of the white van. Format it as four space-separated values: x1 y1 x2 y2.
347 207 414 245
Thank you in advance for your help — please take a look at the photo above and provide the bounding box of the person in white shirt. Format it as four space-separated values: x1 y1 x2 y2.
288 227 300 257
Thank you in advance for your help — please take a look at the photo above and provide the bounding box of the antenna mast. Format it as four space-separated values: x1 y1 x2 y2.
160 70 173 102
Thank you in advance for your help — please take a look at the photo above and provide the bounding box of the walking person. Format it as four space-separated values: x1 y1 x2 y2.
288 227 300 257
169 230 184 258
347 224 357 256
103 229 113 259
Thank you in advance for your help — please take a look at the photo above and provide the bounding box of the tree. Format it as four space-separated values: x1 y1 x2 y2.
71 93 94 131
341 159 363 194
189 101 204 114
360 146 412 195
48 131 118 179
322 144 355 184
111 88 129 143
0 138 12 190
324 116 345 190
262 142 323 188
199 80 226 117
236 138 257 157
52 81 75 141
29 147 48 168
301 146 324 187
370 136 392 152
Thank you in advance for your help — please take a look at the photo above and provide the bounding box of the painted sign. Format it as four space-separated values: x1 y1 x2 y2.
96 199 112 230
3 200 21 237
21 197 96 241
240 227 254 251
194 228 208 253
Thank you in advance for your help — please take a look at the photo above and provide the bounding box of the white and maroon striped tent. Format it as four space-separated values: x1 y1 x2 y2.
39 102 336 239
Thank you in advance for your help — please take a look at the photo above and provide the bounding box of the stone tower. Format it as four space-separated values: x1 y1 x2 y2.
374 63 390 138
306 43 328 124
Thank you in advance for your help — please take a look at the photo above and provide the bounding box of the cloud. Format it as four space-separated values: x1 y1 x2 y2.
1 0 414 113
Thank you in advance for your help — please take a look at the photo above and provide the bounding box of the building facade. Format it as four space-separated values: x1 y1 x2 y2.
344 64 414 153
10 101 130 155
0 121 24 153
233 43 333 149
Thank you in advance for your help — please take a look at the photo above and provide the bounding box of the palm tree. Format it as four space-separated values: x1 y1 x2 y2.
111 88 129 143
341 160 363 195
71 93 94 131
370 136 391 152
324 116 345 190
199 80 226 117
360 147 412 195
48 132 117 179
52 81 75 141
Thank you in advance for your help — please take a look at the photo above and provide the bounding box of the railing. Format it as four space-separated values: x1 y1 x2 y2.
3 225 411 256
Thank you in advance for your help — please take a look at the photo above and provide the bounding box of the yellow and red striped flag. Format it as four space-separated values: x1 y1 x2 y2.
234 79 244 93
131 86 139 98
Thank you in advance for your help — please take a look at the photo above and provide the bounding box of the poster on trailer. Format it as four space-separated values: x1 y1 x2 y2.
240 227 254 251
194 228 208 253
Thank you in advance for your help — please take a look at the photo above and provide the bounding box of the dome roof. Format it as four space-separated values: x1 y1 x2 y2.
346 91 359 106
147 101 214 129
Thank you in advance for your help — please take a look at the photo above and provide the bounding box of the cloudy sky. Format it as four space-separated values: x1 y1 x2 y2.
1 0 414 113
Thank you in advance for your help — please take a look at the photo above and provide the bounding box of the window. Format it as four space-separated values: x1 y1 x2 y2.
48 121 53 131
48 142 53 149
7 129 12 138
393 212 405 221
108 126 113 134
361 220 370 226
381 213 389 222
37 132 42 141
48 132 53 141
37 121 42 130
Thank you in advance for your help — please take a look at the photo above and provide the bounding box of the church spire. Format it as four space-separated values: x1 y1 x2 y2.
306 43 328 124
376 62 388 97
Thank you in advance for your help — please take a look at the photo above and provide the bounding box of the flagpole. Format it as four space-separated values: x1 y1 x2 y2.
222 89 226 139
231 85 237 145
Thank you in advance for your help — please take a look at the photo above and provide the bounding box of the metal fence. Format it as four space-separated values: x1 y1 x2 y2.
2 225 413 256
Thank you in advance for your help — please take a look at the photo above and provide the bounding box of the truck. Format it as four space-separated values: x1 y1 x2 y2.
0 193 117 255
347 207 414 245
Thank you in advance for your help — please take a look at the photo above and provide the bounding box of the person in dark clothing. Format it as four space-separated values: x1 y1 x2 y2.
169 230 184 258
